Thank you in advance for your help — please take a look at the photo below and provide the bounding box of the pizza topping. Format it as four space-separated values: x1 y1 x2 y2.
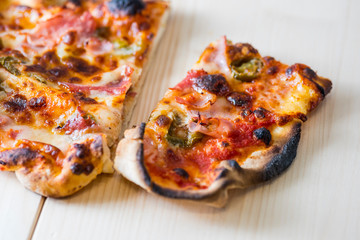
107 0 146 16
29 11 97 49
57 110 98 135
253 127 272 145
226 92 252 107
193 74 230 96
165 112 203 148
230 58 263 81
0 56 21 76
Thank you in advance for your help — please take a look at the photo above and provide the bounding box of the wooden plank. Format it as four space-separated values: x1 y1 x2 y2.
0 172 43 240
32 0 360 239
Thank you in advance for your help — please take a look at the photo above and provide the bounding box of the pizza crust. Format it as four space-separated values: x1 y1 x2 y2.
114 120 302 207
9 134 109 197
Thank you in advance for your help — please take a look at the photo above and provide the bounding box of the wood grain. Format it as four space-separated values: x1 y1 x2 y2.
6 0 358 239
0 173 43 240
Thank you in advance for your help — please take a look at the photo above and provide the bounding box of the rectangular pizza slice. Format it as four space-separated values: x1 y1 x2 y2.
0 0 169 197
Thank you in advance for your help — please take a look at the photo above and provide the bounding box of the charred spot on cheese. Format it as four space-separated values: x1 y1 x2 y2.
64 57 100 76
267 66 279 75
24 64 46 73
0 148 38 167
241 109 252 118
107 0 146 16
39 51 60 66
253 127 272 145
173 168 189 179
62 31 77 45
28 97 46 110
193 74 230 96
68 77 82 83
155 115 171 127
228 43 259 61
3 94 27 113
253 107 267 119
226 92 252 107
231 58 264 82
74 92 98 104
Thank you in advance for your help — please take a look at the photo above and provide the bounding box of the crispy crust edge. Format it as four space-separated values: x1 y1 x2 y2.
114 121 302 207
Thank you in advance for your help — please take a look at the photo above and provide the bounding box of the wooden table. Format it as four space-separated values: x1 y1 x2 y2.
1 0 359 239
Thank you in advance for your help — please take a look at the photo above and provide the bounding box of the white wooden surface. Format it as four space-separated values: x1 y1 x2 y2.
2 0 360 239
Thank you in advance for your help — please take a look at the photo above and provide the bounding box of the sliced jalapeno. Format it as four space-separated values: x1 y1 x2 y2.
231 58 263 82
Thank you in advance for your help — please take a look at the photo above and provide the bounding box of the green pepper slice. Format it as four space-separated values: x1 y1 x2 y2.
0 56 21 76
231 58 263 82
165 113 203 148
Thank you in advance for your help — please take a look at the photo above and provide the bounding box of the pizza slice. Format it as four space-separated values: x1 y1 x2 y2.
114 36 332 207
0 0 169 197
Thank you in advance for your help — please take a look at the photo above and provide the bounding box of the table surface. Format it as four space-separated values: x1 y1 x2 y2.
1 0 360 239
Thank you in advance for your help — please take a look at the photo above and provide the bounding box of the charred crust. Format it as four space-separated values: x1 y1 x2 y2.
107 0 146 16
74 144 89 159
139 122 146 139
216 169 229 180
0 148 38 166
263 123 301 181
286 64 332 98
137 142 152 186
70 162 94 175
253 127 272 145
193 74 230 96
227 159 241 171
90 136 103 157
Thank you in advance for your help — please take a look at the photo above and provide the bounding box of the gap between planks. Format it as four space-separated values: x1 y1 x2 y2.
27 197 46 240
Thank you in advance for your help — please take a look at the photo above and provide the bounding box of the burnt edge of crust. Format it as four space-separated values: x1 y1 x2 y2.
135 121 302 201
263 122 301 181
